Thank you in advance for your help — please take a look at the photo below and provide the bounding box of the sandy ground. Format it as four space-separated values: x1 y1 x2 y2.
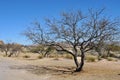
0 57 44 80
0 56 120 80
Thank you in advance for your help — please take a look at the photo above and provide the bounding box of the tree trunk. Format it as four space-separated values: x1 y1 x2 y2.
8 52 13 57
73 50 85 72
98 51 102 60
5 51 8 56
73 55 79 67
107 50 110 57
76 50 85 72
44 50 49 57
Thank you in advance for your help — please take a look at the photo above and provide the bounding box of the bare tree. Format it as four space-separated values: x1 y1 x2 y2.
8 43 22 57
46 9 119 72
23 9 120 72
29 45 54 57
0 43 11 56
105 42 120 57
23 21 52 57
0 40 4 53
0 42 22 57
23 22 47 44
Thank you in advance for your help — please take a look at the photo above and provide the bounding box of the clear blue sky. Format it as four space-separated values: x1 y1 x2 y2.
0 0 120 45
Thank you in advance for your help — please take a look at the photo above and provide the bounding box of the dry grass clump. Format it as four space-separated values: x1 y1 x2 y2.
53 57 59 60
107 57 118 61
85 55 96 62
23 55 30 58
3 55 7 57
107 57 113 61
49 54 56 58
64 54 73 59
37 55 43 59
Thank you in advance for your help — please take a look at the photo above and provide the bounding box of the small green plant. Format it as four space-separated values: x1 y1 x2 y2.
23 55 30 58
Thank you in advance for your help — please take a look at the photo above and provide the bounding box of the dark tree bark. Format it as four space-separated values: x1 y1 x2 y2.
5 50 8 56
8 52 13 57
74 51 85 72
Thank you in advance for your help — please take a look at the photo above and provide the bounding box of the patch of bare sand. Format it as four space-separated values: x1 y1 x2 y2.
0 56 120 80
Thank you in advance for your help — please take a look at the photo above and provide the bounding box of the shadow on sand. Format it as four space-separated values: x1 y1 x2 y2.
10 65 76 75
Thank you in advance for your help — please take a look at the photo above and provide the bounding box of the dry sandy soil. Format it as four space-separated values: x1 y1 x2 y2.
0 55 120 80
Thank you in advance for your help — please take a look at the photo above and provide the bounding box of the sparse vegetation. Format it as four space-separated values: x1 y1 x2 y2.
85 55 96 62
0 41 22 57
23 9 120 72
37 55 43 59
48 54 56 58
53 57 59 60
64 54 73 59
107 57 113 61
0 0 120 80
23 55 30 58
